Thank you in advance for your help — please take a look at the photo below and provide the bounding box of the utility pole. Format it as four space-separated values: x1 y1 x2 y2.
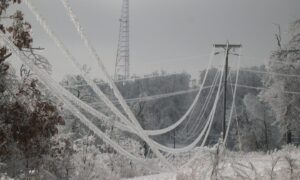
214 42 242 140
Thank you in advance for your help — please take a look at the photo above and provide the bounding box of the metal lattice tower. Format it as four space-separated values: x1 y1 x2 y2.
114 0 130 80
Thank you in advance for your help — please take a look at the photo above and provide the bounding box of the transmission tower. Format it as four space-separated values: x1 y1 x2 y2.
114 0 130 80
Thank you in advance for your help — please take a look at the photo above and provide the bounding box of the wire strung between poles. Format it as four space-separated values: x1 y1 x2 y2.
176 69 221 141
178 51 229 168
0 31 163 172
25 0 219 156
61 0 219 150
59 0 215 137
180 70 223 143
144 49 215 136
223 49 242 159
27 0 218 164
26 0 236 158
183 67 233 143
148 55 225 154
25 0 174 169
90 86 212 105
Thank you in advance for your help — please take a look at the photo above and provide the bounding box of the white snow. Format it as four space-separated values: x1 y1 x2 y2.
124 145 300 179
122 173 176 180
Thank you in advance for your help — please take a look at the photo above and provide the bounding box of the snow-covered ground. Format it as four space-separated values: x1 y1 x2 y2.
124 145 300 180
122 173 176 180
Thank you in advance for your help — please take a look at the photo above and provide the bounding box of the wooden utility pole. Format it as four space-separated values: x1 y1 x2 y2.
213 42 242 140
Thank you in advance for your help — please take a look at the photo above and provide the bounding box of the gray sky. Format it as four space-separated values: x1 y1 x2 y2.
11 0 300 80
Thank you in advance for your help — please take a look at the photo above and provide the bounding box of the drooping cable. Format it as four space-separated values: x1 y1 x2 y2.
24 0 202 158
27 0 220 156
241 69 300 78
144 49 215 136
0 32 162 172
177 69 221 142
181 68 234 144
64 72 194 88
227 68 240 148
234 84 300 95
23 0 140 136
242 55 300 67
181 71 222 143
25 0 174 169
24 0 234 158
178 53 228 167
223 49 242 146
23 0 137 131
149 58 225 153
199 59 227 148
59 0 215 137
90 87 209 105
176 73 219 140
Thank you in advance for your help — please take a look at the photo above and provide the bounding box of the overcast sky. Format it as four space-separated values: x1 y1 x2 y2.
11 0 300 80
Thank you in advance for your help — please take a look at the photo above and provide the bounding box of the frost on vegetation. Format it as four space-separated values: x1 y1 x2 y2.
0 174 14 180
174 145 300 180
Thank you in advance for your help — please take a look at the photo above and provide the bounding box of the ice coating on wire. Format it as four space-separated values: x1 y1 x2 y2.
59 0 223 155
23 0 137 131
23 0 137 136
180 70 221 143
26 0 173 168
150 59 225 153
59 0 214 137
144 49 215 136
0 31 161 172
223 48 242 146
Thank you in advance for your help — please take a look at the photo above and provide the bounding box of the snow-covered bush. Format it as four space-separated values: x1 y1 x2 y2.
261 19 300 145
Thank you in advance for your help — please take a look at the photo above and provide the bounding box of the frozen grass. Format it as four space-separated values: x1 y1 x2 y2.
125 145 300 180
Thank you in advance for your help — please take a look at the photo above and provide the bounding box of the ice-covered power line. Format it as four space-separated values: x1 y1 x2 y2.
148 53 225 154
60 0 220 139
36 84 213 106
233 84 300 95
26 0 223 158
143 49 215 136
63 66 300 90
142 54 211 65
178 55 233 167
27 0 177 168
26 73 300 104
177 70 221 139
18 0 300 169
23 0 141 135
64 0 223 152
61 68 300 114
224 49 242 146
270 59 300 66
90 88 201 105
61 0 223 163
242 55 300 67
181 74 223 143
241 69 300 78
63 72 190 89
0 31 160 171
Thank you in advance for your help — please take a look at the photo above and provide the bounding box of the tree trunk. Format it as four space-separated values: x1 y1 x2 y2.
263 110 269 151
287 129 292 144
285 106 292 144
